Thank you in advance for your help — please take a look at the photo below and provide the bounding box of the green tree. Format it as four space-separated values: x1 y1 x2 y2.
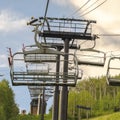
0 79 19 120
0 106 6 120
68 75 120 118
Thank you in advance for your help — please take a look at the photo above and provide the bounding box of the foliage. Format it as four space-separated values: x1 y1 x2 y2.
9 114 39 120
0 79 19 120
89 112 120 120
68 76 120 119
9 114 52 120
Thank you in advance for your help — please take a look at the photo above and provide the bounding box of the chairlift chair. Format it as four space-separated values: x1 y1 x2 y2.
76 49 106 67
106 57 120 86
28 86 43 99
8 51 80 86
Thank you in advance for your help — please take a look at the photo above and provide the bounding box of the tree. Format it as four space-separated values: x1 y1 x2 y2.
68 75 120 118
0 106 6 120
0 79 19 120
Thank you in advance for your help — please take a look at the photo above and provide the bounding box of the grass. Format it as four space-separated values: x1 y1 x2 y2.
89 112 120 120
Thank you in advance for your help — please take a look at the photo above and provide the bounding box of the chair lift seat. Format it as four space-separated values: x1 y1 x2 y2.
78 60 105 66
107 78 120 86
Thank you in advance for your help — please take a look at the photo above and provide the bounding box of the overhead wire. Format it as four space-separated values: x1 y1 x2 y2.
40 0 50 43
78 0 101 16
67 0 91 18
44 0 50 18
80 0 108 17
98 34 120 36
43 0 119 58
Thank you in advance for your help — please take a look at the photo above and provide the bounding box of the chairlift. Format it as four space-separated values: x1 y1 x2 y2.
76 49 106 67
28 86 43 99
106 57 120 86
9 52 80 86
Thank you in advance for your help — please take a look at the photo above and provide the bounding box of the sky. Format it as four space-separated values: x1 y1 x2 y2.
0 0 120 113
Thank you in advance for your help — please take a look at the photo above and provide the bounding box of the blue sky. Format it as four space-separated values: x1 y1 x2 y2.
0 0 120 113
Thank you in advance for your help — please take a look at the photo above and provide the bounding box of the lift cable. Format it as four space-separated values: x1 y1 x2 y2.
67 0 91 18
98 34 120 36
40 0 50 43
44 0 50 18
79 0 101 16
80 0 107 17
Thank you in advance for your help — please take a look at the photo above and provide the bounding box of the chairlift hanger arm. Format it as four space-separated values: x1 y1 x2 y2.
84 21 90 35
107 56 120 72
79 39 96 50
12 52 24 58
8 49 24 66
27 18 38 25
106 56 120 86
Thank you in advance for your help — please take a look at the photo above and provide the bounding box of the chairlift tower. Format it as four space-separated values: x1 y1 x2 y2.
8 17 97 120
37 17 97 120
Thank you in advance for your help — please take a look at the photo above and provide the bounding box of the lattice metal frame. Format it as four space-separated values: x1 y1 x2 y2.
33 17 97 40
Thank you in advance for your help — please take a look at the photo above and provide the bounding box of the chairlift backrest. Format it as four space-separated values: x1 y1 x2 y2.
76 49 106 67
22 45 64 63
24 53 57 63
26 63 49 75
79 39 96 50
106 57 120 86
23 45 63 55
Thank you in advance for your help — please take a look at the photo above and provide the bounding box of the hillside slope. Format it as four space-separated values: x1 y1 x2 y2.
90 112 120 120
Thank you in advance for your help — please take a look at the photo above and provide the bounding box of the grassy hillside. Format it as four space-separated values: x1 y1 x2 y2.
68 76 120 119
89 112 120 120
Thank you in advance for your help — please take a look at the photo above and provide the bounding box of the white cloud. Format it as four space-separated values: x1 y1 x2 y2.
0 10 28 32
69 1 120 78
70 1 120 33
